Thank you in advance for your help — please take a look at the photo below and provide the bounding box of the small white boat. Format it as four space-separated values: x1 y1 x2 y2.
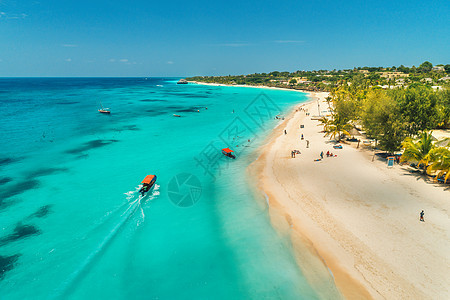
98 102 110 114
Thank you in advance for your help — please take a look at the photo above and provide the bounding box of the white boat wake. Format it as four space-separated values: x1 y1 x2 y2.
53 184 159 299
123 184 160 224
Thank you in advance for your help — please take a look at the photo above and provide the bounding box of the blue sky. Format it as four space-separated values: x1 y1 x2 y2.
0 0 448 76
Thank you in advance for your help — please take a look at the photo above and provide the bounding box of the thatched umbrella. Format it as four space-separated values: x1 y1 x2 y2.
435 137 450 147
348 128 361 138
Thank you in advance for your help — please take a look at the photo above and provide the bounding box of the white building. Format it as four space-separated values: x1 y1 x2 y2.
432 65 445 72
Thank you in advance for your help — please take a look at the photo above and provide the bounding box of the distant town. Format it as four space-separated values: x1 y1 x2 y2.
187 62 449 92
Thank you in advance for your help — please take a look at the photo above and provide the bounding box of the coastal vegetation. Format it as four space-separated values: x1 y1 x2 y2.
401 132 435 173
428 147 450 182
321 66 450 182
186 61 450 92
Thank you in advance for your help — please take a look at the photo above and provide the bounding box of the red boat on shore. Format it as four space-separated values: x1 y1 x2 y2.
222 148 236 159
140 175 157 196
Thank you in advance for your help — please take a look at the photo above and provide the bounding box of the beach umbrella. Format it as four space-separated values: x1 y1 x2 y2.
435 137 450 147
348 128 361 138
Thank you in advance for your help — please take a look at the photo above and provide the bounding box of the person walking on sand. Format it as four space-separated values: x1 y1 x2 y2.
301 134 304 140
320 151 324 159
306 140 309 148
420 210 425 222
284 130 287 135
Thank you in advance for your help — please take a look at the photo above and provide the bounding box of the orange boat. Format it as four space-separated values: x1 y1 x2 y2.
139 175 157 196
222 148 236 159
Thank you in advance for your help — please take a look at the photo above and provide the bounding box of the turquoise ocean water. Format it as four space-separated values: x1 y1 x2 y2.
0 78 321 299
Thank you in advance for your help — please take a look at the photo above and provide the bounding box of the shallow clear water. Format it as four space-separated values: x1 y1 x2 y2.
0 78 319 299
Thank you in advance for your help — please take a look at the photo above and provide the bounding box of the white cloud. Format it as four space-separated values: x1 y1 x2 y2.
65 58 72 62
62 44 77 47
109 58 137 64
167 61 174 64
0 12 28 19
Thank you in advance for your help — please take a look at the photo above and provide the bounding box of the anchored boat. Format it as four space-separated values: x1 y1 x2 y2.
222 148 236 159
98 102 111 114
139 175 157 196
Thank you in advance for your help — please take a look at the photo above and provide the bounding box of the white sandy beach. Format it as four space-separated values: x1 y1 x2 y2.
249 92 450 299
188 81 309 93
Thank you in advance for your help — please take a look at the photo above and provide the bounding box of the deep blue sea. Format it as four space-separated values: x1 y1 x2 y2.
0 78 322 299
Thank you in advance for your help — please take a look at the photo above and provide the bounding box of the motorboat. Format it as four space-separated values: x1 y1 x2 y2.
139 175 157 196
222 148 236 159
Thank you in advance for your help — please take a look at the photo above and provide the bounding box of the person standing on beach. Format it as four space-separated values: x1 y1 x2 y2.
306 140 310 148
420 210 424 222
284 130 287 135
320 151 324 159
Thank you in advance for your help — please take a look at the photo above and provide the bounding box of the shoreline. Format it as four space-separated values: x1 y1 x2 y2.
248 92 450 299
187 81 315 94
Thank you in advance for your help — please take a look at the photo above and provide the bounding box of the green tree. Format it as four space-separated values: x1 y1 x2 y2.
428 147 450 183
398 65 410 73
401 131 435 172
361 89 407 153
379 118 407 153
322 115 353 142
436 90 450 127
289 79 297 85
445 64 450 74
367 73 381 85
332 85 363 122
391 85 440 135
361 89 392 139
418 61 433 73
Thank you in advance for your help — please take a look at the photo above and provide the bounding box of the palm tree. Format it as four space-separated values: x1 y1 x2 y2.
401 131 435 173
428 147 450 183
323 115 352 142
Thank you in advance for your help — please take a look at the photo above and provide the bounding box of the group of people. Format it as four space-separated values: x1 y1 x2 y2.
317 150 336 161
